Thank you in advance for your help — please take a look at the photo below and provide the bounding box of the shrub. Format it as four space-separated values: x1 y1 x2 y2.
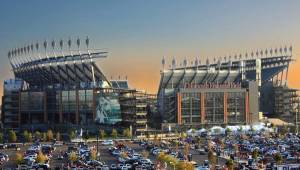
15 152 23 165
111 129 117 139
99 130 106 139
34 131 41 140
208 149 216 167
68 130 76 140
69 151 77 163
226 159 234 170
56 132 61 141
23 130 32 142
90 149 97 160
36 151 47 163
46 130 53 141
0 132 3 143
122 128 131 138
8 130 17 143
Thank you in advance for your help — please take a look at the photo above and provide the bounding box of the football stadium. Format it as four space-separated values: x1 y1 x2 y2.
157 46 300 129
1 37 155 134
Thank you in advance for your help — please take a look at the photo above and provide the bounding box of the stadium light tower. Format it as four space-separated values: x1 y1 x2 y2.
68 38 72 56
51 40 56 58
44 40 48 59
195 57 199 70
279 47 283 55
77 37 81 54
86 36 89 52
161 56 165 70
172 57 176 70
289 45 293 55
59 39 64 56
183 57 187 70
270 48 273 57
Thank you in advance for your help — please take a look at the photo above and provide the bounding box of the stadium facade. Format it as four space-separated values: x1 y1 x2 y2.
158 46 300 129
1 37 155 134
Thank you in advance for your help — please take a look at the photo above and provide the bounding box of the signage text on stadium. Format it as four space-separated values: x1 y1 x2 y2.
184 82 242 89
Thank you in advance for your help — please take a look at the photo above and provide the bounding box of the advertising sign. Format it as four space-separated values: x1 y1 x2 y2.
95 91 121 124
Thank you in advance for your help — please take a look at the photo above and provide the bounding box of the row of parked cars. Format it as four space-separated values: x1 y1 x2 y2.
108 142 154 170
138 140 209 170
62 143 109 170
18 143 54 169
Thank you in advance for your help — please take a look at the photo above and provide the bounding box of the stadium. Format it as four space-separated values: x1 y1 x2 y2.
1 37 155 134
157 46 300 129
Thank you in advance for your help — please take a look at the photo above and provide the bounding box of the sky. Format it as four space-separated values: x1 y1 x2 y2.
0 0 300 101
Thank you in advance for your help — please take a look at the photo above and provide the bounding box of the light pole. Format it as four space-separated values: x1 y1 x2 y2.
96 130 99 160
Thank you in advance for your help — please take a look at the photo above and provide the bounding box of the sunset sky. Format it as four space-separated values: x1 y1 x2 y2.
0 0 300 101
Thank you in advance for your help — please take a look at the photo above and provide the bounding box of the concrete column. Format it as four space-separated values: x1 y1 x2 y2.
177 93 182 125
200 93 205 124
44 92 48 123
224 92 228 124
59 91 63 123
75 90 79 124
245 91 249 124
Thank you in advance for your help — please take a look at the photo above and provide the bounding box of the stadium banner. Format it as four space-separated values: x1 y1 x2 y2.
95 91 122 124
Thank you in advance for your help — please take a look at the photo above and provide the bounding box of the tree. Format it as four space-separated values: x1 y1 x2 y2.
23 130 32 142
83 132 89 141
208 149 216 168
8 130 17 143
238 126 243 134
176 161 194 170
28 133 33 142
225 159 234 170
90 149 97 160
46 130 53 141
180 132 187 138
42 132 47 142
68 130 75 140
252 149 259 160
111 129 117 139
35 131 41 140
183 143 190 159
122 128 131 138
36 151 47 163
15 152 23 165
141 150 149 158
56 132 61 141
225 128 232 136
69 151 77 164
273 152 282 165
0 133 3 143
99 130 106 139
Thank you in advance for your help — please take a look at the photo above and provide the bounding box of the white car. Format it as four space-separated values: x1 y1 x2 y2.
102 140 113 145
118 156 127 163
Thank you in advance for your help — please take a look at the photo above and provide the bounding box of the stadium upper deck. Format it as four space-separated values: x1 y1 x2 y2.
7 37 111 90
158 46 293 93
